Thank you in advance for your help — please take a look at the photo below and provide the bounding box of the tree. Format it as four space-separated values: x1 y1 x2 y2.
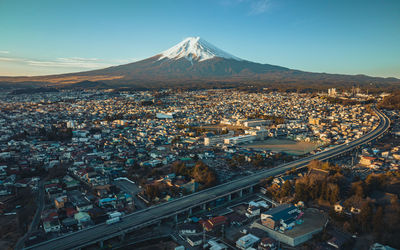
372 206 384 237
365 173 387 195
359 201 373 233
328 183 340 204
343 221 352 233
145 185 160 201
280 181 293 198
171 161 188 176
295 182 308 202
351 181 364 197
192 161 216 188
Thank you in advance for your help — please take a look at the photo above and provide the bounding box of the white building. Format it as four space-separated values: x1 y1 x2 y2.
204 131 234 146
156 112 175 119
243 119 270 127
328 88 337 96
236 234 260 250
224 135 256 145
66 120 76 128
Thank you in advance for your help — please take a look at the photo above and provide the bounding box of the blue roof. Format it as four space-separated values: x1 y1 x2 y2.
99 197 116 203
263 204 298 221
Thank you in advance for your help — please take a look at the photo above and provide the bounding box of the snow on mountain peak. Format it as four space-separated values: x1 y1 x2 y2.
158 37 241 62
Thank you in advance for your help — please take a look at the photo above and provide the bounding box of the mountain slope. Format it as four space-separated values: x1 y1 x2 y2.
0 37 399 89
158 36 241 62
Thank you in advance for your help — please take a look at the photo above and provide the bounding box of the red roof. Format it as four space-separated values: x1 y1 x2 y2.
44 183 59 189
66 207 77 217
42 212 58 222
361 156 376 160
209 216 227 226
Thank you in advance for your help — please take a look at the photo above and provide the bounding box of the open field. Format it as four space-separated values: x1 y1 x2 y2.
243 138 320 155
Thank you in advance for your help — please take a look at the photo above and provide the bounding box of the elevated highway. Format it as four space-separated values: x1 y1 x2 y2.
25 107 390 250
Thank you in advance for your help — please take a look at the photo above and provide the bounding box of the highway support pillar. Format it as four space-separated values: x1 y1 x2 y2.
228 194 231 201
249 186 253 193
174 214 178 223
99 240 104 248
188 208 192 216
202 203 206 211
239 189 243 197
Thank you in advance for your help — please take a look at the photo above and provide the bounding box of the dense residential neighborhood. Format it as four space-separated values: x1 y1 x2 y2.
0 88 399 250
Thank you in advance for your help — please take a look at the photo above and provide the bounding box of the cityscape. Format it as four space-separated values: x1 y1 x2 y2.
1 1 400 250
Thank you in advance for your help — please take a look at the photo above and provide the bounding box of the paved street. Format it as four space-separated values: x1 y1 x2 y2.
15 179 45 250
113 179 147 210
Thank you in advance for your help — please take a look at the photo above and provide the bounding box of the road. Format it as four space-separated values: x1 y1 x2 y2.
25 107 390 250
113 179 147 210
15 179 45 250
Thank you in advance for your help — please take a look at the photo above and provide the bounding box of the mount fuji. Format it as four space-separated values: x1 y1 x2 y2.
1 37 399 89
158 37 241 62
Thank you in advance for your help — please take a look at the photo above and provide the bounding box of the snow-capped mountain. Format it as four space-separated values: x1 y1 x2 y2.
1 36 399 89
158 37 241 62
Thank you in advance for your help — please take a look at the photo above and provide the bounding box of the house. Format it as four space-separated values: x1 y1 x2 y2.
43 220 61 233
41 209 58 224
179 223 201 235
236 234 260 250
369 243 397 250
54 195 67 209
66 207 78 217
327 230 351 249
202 216 227 232
227 212 248 226
350 206 361 214
74 211 91 225
61 217 78 230
98 197 116 208
246 206 261 218
327 237 346 249
186 235 202 247
208 240 228 250
272 175 293 185
68 190 93 211
334 201 344 213
308 168 329 179
360 156 376 166
258 237 277 250
260 204 301 230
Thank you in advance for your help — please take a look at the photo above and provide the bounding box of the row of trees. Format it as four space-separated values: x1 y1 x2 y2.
172 161 216 188
143 161 217 201
227 153 292 170
266 160 345 204
336 196 400 248
378 92 400 109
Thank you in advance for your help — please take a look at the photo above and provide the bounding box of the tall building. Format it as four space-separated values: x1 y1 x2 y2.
328 88 337 97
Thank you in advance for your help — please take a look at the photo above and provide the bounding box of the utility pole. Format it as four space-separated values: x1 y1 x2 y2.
202 226 206 249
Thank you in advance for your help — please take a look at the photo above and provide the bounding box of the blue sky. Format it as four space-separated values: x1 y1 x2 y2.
0 0 399 77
